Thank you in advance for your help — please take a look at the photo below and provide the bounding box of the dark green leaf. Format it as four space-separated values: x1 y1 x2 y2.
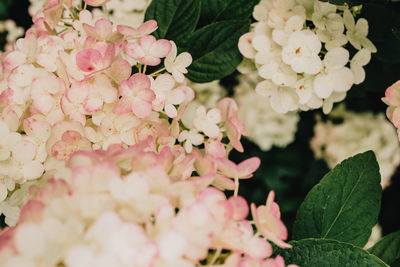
292 151 382 247
185 20 250 83
0 0 12 19
199 0 258 26
368 230 400 265
276 238 389 267
362 3 400 64
144 0 201 45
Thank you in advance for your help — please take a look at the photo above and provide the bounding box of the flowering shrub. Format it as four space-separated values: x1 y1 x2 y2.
0 0 398 266
0 144 295 266
0 0 300 266
238 0 376 114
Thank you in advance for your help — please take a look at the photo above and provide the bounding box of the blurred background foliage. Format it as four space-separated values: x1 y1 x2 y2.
1 0 399 238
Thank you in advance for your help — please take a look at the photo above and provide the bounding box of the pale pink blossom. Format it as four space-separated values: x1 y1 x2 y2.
117 20 158 39
251 191 291 248
83 18 122 42
113 73 155 118
125 35 172 66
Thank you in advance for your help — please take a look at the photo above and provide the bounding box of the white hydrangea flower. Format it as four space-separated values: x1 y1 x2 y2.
282 30 323 75
314 47 354 99
311 105 400 188
238 0 376 114
178 129 204 153
165 41 192 83
235 74 299 151
343 9 377 53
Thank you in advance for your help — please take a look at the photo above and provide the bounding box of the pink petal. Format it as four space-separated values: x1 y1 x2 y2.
125 43 145 60
228 196 249 220
94 18 113 40
113 98 132 114
137 20 158 35
103 44 116 67
132 98 152 118
3 51 26 71
82 23 100 40
141 55 161 66
237 157 260 179
385 81 400 106
33 95 53 114
149 39 172 58
117 25 138 36
107 59 132 83
130 73 151 92
138 88 156 102
83 98 103 114
76 49 102 72
140 35 156 50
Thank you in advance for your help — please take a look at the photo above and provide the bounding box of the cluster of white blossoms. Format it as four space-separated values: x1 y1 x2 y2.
234 72 299 151
311 105 400 188
0 20 25 51
238 0 376 114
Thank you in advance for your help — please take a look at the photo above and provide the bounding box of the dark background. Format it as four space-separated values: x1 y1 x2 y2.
1 0 399 239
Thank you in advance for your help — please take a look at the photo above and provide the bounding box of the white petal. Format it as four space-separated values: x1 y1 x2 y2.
324 47 349 70
21 161 44 180
352 49 371 66
351 63 366 84
314 73 334 98
0 183 8 202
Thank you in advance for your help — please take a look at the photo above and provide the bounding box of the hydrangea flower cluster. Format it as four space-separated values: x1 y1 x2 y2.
0 0 297 265
383 80 400 139
0 0 236 225
0 142 296 266
234 73 299 151
238 0 376 114
29 0 151 29
311 105 400 188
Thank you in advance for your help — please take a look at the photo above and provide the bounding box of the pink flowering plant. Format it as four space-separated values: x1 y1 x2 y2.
0 0 397 266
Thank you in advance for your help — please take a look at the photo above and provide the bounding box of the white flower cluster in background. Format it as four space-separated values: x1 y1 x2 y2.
238 0 376 114
311 105 400 188
29 0 151 29
0 20 24 51
234 73 299 151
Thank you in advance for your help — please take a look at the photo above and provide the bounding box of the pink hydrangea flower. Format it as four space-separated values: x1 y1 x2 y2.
117 20 158 39
83 18 122 42
383 80 400 132
113 73 155 118
251 191 291 248
125 35 172 66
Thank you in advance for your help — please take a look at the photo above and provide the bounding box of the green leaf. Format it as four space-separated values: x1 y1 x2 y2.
292 151 382 247
199 0 258 26
276 238 389 266
185 20 250 83
0 0 12 19
368 230 400 266
362 3 400 64
144 0 201 45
